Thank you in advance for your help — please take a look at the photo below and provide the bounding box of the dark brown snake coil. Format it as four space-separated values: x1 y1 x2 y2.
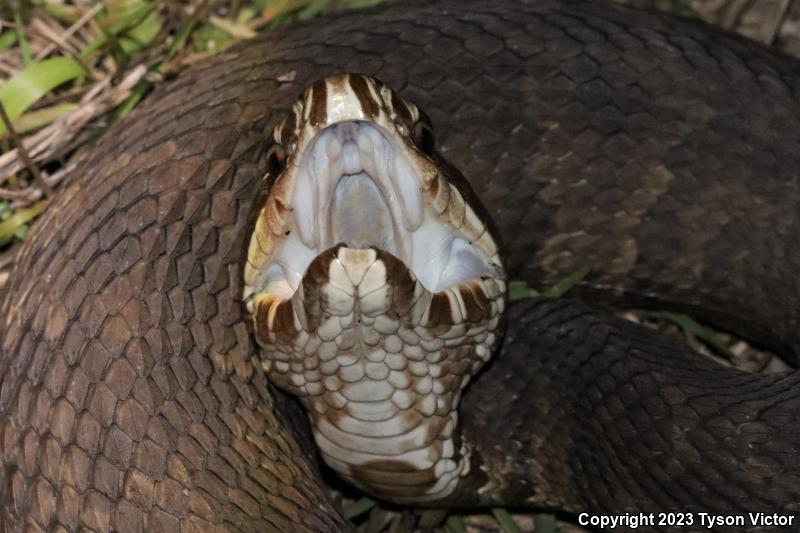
2 1 800 531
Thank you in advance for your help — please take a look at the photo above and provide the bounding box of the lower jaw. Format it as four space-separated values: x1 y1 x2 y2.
253 246 506 502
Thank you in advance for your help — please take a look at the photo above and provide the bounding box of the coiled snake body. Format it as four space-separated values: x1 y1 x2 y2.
2 1 800 531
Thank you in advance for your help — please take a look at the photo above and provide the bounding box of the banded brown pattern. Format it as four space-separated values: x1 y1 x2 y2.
244 74 507 501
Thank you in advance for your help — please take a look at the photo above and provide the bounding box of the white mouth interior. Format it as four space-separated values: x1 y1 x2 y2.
263 121 495 299
332 172 394 251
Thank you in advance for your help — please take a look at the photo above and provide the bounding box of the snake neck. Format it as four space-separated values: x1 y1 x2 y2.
255 246 504 502
308 379 472 502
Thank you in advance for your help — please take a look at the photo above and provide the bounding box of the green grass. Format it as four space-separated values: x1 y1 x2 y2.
0 0 389 249
0 57 85 135
0 199 46 245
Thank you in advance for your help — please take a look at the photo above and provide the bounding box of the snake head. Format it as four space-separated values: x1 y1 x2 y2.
243 73 507 502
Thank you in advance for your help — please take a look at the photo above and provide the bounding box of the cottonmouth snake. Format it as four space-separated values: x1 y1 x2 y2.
2 0 800 531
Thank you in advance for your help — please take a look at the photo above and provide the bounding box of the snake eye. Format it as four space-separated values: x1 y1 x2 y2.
413 121 435 156
265 143 287 177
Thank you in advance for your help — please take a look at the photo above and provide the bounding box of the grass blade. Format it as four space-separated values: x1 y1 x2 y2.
509 267 590 302
0 56 85 135
0 31 18 51
81 2 154 58
262 0 316 23
5 102 77 136
120 11 162 53
36 0 82 23
210 15 257 39
534 513 558 533
654 311 735 360
445 514 466 532
508 280 539 301
342 496 375 520
539 266 591 299
14 12 32 64
0 201 47 246
492 508 521 533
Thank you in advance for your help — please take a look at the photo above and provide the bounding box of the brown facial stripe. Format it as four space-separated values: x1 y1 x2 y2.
390 90 413 126
426 171 450 212
459 283 492 324
308 79 328 127
303 246 338 287
297 248 340 331
434 153 502 252
417 108 433 129
348 74 380 119
254 296 296 345
373 248 416 315
277 111 296 148
425 284 495 329
427 292 454 328
261 194 290 237
254 296 273 346
272 300 296 339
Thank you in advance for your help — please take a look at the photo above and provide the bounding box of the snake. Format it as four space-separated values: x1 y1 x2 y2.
2 0 800 531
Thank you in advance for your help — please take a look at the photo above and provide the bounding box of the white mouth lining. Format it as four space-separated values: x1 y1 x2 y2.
260 121 495 299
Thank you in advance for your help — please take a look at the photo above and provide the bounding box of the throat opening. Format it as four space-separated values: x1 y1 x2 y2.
331 172 396 253
245 119 502 306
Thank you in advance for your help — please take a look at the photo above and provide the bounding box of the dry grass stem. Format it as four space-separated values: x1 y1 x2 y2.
0 65 146 197
0 101 52 196
34 3 104 61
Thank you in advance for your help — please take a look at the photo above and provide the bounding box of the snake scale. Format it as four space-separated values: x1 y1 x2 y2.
2 0 800 531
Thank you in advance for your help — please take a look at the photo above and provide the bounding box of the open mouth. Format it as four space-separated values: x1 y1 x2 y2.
249 120 501 303
244 74 508 504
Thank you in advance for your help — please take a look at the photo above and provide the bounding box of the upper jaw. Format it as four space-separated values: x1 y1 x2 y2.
292 121 422 263
263 119 501 297
244 112 504 311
